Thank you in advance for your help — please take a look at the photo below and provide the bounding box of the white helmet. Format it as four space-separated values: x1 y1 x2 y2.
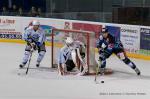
32 20 40 25
65 37 74 44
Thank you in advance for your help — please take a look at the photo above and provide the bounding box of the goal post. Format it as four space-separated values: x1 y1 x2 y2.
51 28 97 73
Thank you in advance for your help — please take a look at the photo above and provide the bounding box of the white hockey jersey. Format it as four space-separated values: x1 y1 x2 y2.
57 41 85 64
23 27 46 44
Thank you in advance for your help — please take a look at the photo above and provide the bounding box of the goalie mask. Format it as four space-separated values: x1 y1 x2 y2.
65 37 74 46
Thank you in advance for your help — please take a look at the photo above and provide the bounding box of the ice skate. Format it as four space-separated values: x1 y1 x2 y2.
19 63 26 68
134 67 141 76
36 61 40 67
99 68 105 75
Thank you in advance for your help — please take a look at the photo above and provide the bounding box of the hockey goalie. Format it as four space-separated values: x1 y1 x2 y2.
57 37 88 76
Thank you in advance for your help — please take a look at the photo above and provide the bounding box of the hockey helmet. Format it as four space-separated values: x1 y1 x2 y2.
32 20 40 26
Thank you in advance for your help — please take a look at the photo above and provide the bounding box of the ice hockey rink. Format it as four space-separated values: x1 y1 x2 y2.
0 42 150 99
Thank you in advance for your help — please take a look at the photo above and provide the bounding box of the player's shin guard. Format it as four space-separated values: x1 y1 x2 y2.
36 51 45 67
123 58 141 75
99 57 106 75
20 51 31 68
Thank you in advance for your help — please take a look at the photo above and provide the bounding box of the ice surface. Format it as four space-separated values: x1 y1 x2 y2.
0 42 150 99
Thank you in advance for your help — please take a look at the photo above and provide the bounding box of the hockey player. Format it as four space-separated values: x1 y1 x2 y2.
57 37 88 76
96 28 141 75
19 20 46 68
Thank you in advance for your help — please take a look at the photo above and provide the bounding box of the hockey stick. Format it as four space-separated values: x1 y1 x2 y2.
94 49 110 84
94 60 101 84
26 50 33 74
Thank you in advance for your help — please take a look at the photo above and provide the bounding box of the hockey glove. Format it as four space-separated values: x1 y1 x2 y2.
101 43 107 49
30 43 37 51
35 42 42 47
26 38 33 44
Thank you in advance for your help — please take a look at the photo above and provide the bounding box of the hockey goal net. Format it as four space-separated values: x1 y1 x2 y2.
50 28 97 72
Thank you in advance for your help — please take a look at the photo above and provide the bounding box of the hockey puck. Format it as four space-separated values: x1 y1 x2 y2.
101 81 104 83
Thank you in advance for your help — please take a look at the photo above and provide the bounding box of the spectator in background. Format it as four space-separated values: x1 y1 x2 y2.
28 6 38 17
11 4 18 16
37 7 43 17
1 6 9 16
17 7 23 16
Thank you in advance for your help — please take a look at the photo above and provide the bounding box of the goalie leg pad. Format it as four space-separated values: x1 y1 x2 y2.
58 63 66 75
